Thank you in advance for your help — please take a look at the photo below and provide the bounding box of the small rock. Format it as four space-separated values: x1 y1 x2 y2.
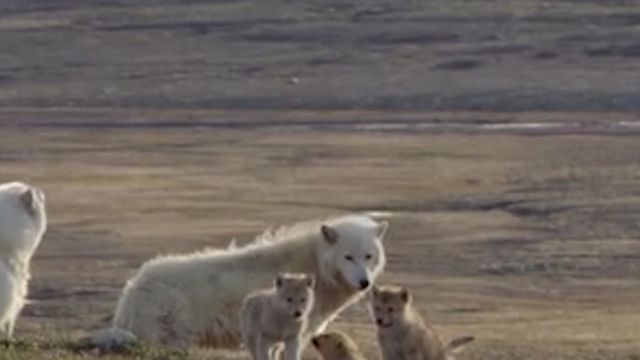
88 327 137 352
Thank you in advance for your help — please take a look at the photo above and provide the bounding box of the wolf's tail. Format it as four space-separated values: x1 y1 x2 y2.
445 335 475 354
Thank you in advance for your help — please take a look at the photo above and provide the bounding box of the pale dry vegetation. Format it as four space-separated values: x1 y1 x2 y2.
0 118 639 359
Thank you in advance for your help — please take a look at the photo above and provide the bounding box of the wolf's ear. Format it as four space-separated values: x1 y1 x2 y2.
306 274 315 288
20 188 37 216
321 225 339 245
275 273 284 288
399 287 411 304
446 336 475 354
375 221 389 240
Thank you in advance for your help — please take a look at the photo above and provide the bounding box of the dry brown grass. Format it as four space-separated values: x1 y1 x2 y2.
1 112 639 359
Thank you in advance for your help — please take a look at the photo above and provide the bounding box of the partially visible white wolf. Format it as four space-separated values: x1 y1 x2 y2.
0 182 47 339
110 215 389 349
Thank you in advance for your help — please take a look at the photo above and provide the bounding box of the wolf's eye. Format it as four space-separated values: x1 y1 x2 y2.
287 298 293 303
387 307 394 313
345 255 354 261
365 254 372 260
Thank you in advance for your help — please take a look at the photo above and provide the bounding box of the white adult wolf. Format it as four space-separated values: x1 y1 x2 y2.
0 182 47 339
110 215 388 349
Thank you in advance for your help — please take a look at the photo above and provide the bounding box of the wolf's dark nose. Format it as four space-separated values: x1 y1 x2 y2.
359 279 370 289
294 311 302 318
312 338 319 347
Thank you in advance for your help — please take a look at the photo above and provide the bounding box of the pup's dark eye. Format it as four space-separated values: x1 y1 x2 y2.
365 254 372 260
345 255 354 261
287 298 293 303
300 297 306 302
388 307 394 313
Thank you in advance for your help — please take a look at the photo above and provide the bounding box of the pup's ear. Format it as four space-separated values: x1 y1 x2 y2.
321 225 339 245
375 221 389 240
399 287 411 304
275 273 284 288
306 274 315 288
446 336 475 354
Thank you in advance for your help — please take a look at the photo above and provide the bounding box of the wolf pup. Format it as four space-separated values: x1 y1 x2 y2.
371 285 474 360
311 331 365 360
241 273 315 360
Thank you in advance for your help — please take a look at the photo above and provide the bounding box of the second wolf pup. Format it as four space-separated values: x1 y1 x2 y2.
371 285 474 360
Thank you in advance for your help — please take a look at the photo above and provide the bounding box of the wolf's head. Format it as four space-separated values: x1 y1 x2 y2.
274 272 314 320
20 185 46 227
370 285 410 329
0 182 47 262
317 216 388 292
311 331 359 360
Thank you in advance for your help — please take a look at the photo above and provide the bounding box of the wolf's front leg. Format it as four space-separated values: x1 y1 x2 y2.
269 343 284 360
283 336 301 360
304 311 330 337
254 335 272 360
6 320 14 340
0 321 11 343
299 314 328 350
0 319 15 340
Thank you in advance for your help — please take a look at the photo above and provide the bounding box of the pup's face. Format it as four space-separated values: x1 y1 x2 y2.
275 273 314 320
370 285 410 328
311 332 351 359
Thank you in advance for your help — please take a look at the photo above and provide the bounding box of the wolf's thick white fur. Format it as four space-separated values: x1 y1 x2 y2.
0 182 47 339
111 215 388 349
